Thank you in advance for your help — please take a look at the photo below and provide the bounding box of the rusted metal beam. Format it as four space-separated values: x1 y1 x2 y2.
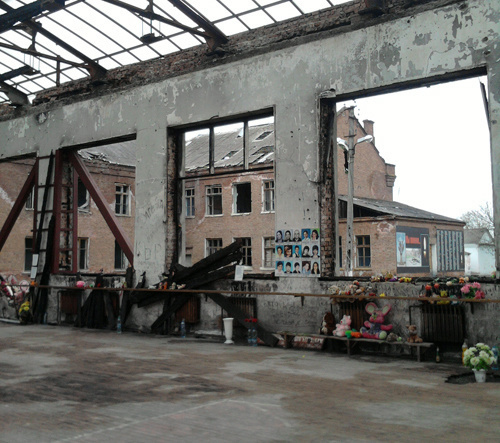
0 158 38 253
167 0 228 50
0 80 29 106
0 42 86 68
67 151 134 265
0 65 36 81
0 0 106 79
101 0 210 40
0 0 65 34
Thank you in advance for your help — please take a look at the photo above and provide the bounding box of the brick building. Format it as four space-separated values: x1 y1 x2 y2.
0 142 136 282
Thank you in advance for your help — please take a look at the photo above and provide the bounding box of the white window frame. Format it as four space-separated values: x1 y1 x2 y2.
78 238 89 271
115 184 130 216
234 237 252 268
262 236 275 270
206 238 223 257
78 178 90 212
206 185 223 216
185 187 195 218
114 240 129 270
262 179 275 213
25 190 34 210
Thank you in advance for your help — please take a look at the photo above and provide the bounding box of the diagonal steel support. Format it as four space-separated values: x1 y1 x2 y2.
0 80 29 106
0 65 36 81
167 0 228 50
67 150 134 265
101 0 210 40
0 158 38 253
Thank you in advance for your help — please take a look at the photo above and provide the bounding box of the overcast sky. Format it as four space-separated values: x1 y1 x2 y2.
338 76 492 220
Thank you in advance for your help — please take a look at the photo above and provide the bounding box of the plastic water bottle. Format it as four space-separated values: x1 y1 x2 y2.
247 327 252 345
251 328 258 347
180 319 186 338
117 315 122 334
461 340 468 365
492 345 499 371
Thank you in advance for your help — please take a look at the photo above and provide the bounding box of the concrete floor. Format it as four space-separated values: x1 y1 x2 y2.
1 323 499 443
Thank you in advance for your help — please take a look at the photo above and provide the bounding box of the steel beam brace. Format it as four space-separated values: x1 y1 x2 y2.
0 80 29 106
0 0 65 34
167 0 228 49
67 151 134 265
0 158 38 253
0 0 106 79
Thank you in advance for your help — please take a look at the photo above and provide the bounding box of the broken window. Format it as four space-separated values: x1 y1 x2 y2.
78 178 89 211
206 185 222 215
233 182 251 214
185 187 195 217
114 240 128 270
262 179 274 212
236 237 252 266
339 236 342 268
78 238 89 271
263 236 275 268
24 237 33 272
206 238 223 256
356 235 371 268
25 190 34 210
115 184 130 216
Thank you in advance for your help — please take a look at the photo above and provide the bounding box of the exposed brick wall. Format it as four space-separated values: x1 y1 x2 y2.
0 157 135 280
0 0 457 120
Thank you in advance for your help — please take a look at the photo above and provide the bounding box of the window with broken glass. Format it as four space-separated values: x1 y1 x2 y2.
263 236 275 268
206 238 223 256
236 237 252 266
115 184 130 216
114 240 128 270
356 235 371 268
78 238 89 271
233 182 252 214
78 178 90 212
24 237 33 272
262 179 274 212
185 187 195 217
206 185 222 215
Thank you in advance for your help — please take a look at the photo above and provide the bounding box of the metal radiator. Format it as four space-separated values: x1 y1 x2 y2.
338 300 367 331
421 304 464 344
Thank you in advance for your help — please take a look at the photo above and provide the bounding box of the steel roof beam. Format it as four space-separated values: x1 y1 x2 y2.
101 0 212 41
0 41 85 67
0 65 36 81
0 80 29 105
0 0 106 79
167 0 228 49
0 0 65 34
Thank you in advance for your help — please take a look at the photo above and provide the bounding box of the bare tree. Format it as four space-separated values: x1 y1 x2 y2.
460 202 494 234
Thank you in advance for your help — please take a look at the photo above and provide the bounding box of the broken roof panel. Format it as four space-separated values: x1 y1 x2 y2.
0 0 348 105
339 195 464 224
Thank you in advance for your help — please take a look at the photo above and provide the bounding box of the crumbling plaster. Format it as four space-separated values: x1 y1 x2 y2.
0 0 499 279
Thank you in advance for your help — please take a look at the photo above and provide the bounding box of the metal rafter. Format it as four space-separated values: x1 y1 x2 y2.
0 0 65 34
167 0 228 49
0 41 84 67
0 0 106 79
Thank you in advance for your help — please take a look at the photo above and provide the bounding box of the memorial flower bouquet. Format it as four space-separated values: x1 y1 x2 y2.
463 343 497 371
460 281 485 299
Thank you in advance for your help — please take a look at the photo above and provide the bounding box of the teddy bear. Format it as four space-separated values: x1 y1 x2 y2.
406 324 423 343
360 302 393 340
333 315 351 337
319 312 335 335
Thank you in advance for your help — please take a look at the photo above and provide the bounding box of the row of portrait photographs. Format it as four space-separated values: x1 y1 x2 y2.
275 260 321 276
275 242 320 259
275 228 320 243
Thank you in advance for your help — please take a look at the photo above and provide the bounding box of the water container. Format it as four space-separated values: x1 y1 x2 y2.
180 319 186 338
492 345 499 371
117 315 122 334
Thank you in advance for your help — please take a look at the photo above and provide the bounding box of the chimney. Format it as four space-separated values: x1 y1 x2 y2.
363 119 374 143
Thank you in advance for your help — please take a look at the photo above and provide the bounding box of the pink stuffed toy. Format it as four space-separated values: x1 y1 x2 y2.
333 315 351 337
361 302 393 339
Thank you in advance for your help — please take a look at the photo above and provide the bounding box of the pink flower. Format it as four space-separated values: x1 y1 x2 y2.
461 284 471 294
474 290 485 299
472 282 481 289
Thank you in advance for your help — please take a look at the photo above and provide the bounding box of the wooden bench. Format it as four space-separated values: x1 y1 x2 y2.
277 332 434 362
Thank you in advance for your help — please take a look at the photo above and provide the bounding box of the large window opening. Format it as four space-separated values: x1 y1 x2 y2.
336 76 492 277
178 112 275 271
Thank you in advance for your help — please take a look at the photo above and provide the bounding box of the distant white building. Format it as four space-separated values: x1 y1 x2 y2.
464 228 495 276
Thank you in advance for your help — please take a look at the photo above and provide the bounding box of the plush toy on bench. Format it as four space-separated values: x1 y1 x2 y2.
333 315 351 337
319 312 335 335
406 324 423 343
361 302 393 340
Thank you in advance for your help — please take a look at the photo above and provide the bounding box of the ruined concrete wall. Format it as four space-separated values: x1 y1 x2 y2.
1 1 499 327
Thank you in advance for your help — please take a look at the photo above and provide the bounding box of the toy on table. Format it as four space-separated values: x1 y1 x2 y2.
360 302 393 340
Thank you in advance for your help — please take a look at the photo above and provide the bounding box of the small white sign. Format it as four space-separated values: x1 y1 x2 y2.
234 265 244 281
